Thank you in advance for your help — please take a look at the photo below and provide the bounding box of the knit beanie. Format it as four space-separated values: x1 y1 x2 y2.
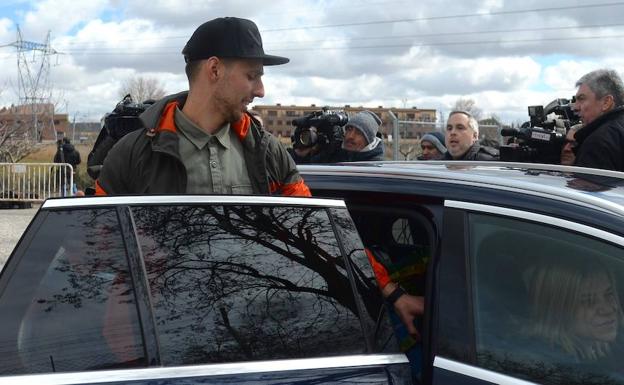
421 131 446 153
346 110 382 144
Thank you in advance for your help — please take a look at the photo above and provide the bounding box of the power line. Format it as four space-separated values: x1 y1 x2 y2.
265 23 624 47
55 34 624 56
261 2 624 32
33 2 624 47
55 22 624 50
273 34 624 51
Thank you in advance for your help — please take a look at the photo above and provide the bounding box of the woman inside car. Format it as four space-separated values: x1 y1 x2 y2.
525 256 623 364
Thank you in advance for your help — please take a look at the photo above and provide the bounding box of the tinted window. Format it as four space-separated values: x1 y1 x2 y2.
470 213 624 384
328 208 398 353
0 209 145 374
133 205 367 366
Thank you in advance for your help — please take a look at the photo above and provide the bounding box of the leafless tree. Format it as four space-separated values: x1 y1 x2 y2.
0 119 35 162
118 76 166 103
453 97 483 121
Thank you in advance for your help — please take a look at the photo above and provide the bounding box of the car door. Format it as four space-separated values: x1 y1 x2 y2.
433 200 624 385
0 196 410 385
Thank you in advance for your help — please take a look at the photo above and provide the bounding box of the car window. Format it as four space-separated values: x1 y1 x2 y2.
469 213 624 385
132 204 368 366
0 209 145 375
328 207 397 353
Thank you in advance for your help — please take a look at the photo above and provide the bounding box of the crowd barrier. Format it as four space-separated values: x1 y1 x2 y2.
0 163 74 203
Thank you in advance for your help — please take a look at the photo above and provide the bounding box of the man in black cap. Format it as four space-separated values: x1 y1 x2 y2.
96 17 310 196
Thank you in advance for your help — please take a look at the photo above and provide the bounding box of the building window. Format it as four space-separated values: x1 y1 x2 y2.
268 110 277 116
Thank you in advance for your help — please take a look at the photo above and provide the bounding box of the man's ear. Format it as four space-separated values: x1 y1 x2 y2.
602 94 615 112
203 57 222 81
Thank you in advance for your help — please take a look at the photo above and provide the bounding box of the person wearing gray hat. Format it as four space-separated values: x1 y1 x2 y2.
97 17 310 197
418 131 446 160
338 110 385 161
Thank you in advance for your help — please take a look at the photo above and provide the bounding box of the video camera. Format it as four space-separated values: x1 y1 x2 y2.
86 95 154 181
500 98 580 164
105 94 154 140
291 107 349 149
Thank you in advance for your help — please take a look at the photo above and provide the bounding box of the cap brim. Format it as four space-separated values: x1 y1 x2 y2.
260 54 289 66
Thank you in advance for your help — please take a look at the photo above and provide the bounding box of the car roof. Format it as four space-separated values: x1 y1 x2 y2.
299 161 624 217
41 195 346 209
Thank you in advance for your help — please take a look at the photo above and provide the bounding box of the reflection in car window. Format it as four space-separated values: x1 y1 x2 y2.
470 213 624 385
0 209 145 375
328 208 398 353
133 205 368 366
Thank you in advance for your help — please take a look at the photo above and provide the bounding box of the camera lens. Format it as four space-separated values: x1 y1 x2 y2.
300 128 317 146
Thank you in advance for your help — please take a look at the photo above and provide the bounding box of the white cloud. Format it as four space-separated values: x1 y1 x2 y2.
0 0 623 125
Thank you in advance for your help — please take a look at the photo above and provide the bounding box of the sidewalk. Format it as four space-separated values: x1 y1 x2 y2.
0 206 39 266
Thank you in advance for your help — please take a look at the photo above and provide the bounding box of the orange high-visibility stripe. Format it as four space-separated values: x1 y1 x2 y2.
365 248 391 289
94 180 107 196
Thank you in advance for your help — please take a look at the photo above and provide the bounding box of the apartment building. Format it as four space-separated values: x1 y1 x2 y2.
252 104 437 139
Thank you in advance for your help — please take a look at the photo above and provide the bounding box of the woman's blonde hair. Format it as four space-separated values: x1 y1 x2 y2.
527 257 622 361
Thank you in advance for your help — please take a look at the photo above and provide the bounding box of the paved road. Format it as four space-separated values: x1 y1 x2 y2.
0 206 39 266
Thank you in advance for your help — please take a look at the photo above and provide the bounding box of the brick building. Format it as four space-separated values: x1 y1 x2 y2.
0 103 69 141
251 104 437 139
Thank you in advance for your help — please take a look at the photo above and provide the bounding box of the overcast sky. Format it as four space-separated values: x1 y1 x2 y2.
0 0 622 124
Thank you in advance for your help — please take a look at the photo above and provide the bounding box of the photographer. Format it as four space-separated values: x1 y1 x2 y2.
573 69 624 172
290 110 384 163
335 110 385 162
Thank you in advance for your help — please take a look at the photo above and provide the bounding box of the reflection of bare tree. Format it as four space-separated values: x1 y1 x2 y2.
134 205 373 363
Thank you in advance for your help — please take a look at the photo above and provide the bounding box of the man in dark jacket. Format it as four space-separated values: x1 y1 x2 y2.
573 69 624 172
96 17 310 197
54 138 81 196
334 110 385 162
443 110 498 161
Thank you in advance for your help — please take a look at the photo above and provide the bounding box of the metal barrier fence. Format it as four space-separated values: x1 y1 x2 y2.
0 163 74 202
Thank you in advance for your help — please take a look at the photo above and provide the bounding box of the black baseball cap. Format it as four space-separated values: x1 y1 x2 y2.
182 17 289 66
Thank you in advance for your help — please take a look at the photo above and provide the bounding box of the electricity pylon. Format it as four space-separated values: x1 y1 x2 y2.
9 25 59 141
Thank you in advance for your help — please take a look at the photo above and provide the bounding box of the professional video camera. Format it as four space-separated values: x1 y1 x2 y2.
105 94 154 140
290 107 349 163
500 98 580 164
86 95 154 180
291 107 348 148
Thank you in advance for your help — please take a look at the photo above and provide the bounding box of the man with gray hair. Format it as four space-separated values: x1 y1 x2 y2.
443 110 498 160
573 69 624 172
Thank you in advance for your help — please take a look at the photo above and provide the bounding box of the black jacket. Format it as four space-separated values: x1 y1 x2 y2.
444 142 499 161
97 92 309 196
334 138 385 162
574 106 624 172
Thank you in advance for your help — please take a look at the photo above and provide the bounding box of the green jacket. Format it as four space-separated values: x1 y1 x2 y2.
96 92 310 196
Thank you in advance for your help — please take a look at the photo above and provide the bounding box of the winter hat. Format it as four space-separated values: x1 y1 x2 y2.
346 110 382 144
421 131 446 153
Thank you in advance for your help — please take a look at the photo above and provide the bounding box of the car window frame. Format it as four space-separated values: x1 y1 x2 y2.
434 199 624 385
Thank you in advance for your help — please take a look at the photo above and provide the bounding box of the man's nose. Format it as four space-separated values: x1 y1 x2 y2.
254 79 265 98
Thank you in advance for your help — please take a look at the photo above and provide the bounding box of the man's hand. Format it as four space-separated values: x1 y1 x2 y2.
394 294 424 339
382 282 424 339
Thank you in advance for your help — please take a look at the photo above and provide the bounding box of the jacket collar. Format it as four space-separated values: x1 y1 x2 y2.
140 91 251 141
575 106 624 145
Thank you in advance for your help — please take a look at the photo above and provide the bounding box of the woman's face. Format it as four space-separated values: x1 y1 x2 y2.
572 272 619 342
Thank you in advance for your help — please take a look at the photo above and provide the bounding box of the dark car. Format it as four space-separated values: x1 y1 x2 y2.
299 161 624 385
0 195 410 384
